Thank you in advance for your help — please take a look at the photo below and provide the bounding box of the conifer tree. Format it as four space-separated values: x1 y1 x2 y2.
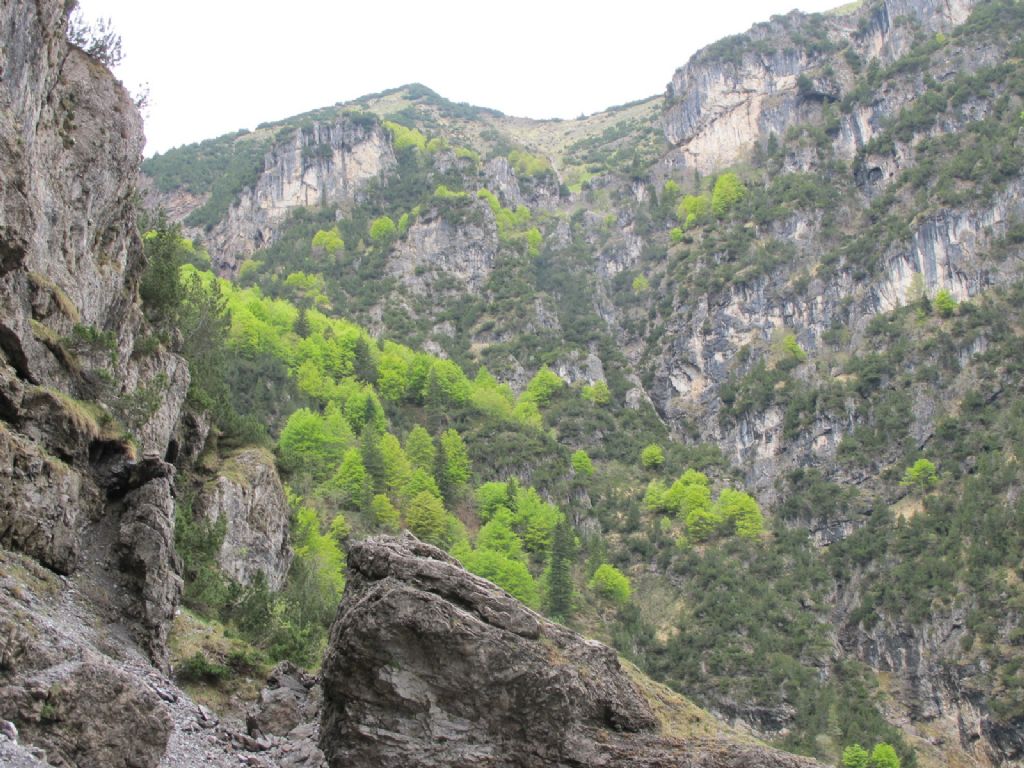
546 519 575 620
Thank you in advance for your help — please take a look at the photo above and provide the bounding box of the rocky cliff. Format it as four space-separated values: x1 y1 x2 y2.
134 0 1024 764
320 533 823 768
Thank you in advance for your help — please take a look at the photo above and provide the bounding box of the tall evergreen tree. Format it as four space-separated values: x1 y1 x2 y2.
546 519 575 620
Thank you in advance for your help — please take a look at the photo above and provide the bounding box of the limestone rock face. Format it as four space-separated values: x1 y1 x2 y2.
387 205 499 295
320 534 822 768
195 448 293 590
0 0 187 696
197 119 396 274
662 0 978 175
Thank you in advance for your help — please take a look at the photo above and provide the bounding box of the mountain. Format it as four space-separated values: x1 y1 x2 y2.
3 0 1024 766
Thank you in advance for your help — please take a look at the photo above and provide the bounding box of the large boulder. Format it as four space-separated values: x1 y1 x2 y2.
320 533 822 768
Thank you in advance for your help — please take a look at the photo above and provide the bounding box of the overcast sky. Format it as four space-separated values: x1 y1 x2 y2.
76 0 843 156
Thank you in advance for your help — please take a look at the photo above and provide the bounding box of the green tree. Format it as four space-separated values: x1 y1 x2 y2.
677 194 711 229
715 487 764 538
685 506 721 542
523 365 564 406
475 481 512 522
643 479 669 512
438 428 471 501
711 171 746 215
360 424 386 493
369 215 397 243
934 288 957 317
403 468 442 503
641 444 665 470
370 494 400 532
330 447 370 510
476 514 525 562
457 546 540 609
581 381 611 405
378 433 413 497
632 275 650 294
404 425 436 473
900 458 938 495
841 744 870 768
545 518 575 619
277 406 353 481
664 470 711 518
870 743 901 768
311 228 344 254
589 563 631 606
571 449 594 479
406 491 456 549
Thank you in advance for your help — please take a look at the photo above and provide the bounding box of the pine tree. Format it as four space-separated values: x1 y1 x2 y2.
546 519 575 620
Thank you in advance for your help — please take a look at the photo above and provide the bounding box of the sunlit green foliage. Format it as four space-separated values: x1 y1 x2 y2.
582 381 611 405
711 171 747 215
404 426 437 474
383 120 427 152
369 215 397 243
571 449 594 478
677 194 711 229
455 544 540 608
508 149 552 178
899 458 938 494
311 228 344 254
589 563 631 606
641 443 665 469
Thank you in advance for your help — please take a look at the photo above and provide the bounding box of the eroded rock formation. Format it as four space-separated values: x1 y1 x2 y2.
320 534 822 768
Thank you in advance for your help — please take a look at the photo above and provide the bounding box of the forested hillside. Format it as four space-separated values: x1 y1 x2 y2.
138 0 1024 766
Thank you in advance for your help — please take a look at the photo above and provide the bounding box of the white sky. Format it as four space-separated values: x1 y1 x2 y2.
76 0 843 157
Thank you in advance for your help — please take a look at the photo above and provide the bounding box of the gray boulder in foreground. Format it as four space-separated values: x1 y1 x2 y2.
320 533 821 768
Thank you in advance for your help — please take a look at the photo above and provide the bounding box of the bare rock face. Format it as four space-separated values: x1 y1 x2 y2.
194 448 293 590
662 0 978 175
320 534 822 768
387 205 499 295
0 661 173 768
196 119 396 274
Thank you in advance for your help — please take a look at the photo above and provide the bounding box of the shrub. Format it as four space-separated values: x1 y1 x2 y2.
589 564 631 606
640 444 665 469
711 172 746 216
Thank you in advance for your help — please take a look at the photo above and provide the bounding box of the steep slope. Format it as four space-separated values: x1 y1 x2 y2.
142 0 1024 765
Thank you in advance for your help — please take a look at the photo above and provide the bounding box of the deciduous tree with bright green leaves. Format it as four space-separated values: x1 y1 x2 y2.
369 215 397 243
900 458 938 495
641 443 665 469
329 447 370 511
571 449 594 479
841 744 870 768
934 288 957 317
370 494 400 532
711 171 746 215
438 428 471 500
311 228 344 254
404 425 436 474
455 545 540 608
581 381 611 405
715 487 764 538
869 743 901 768
405 490 452 548
476 481 512 522
589 563 631 606
476 514 525 562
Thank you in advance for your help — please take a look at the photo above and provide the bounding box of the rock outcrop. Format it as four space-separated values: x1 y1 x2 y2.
320 533 822 768
195 447 292 590
663 0 978 175
165 117 396 275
